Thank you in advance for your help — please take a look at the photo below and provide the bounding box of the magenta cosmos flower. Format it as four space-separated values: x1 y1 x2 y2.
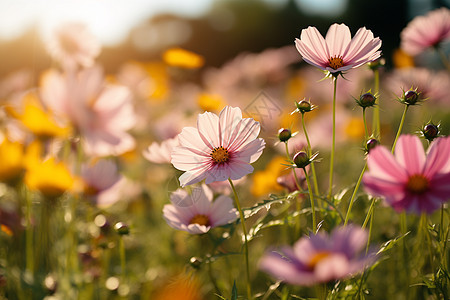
401 8 450 56
295 23 382 74
171 106 265 187
363 135 450 214
163 185 238 234
259 226 374 286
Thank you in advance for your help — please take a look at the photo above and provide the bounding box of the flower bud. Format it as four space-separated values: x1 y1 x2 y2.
422 123 439 141
403 90 419 105
366 138 379 153
295 100 312 113
293 151 310 168
368 58 385 70
189 257 202 269
278 128 292 142
357 92 376 108
114 222 129 235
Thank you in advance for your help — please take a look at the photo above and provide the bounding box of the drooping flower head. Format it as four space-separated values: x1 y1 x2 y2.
163 185 238 234
171 106 265 187
295 23 382 74
363 135 450 214
259 226 374 286
400 8 450 56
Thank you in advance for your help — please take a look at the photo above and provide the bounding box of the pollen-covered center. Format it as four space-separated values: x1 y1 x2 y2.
307 251 331 269
190 214 210 226
328 56 344 70
406 174 429 194
211 146 230 164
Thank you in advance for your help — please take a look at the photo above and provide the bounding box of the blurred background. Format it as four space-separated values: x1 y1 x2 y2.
0 0 449 77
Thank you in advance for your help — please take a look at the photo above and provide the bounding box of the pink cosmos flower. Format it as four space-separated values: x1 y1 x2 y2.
385 68 450 105
171 106 265 187
143 137 179 164
40 66 136 157
363 135 450 214
46 22 101 69
295 23 382 73
163 185 238 234
259 226 374 286
400 8 450 56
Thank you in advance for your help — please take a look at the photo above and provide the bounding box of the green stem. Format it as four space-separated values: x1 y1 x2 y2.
372 69 380 139
301 113 320 197
362 197 376 230
24 186 34 275
421 214 435 275
303 167 316 233
362 108 369 141
435 46 450 71
228 178 252 300
328 76 337 199
119 236 127 283
343 164 367 226
391 105 409 153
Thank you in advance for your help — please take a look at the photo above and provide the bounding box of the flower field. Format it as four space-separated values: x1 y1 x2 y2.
0 3 449 300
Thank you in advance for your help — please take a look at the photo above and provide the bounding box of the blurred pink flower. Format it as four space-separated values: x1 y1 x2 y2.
171 106 265 187
40 66 136 157
143 137 179 164
81 160 121 201
46 22 101 69
163 185 238 234
385 68 450 105
400 8 450 56
363 135 450 214
259 226 374 286
295 23 382 73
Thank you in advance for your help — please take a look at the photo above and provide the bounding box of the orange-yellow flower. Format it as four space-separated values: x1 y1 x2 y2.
163 48 205 69
0 139 25 184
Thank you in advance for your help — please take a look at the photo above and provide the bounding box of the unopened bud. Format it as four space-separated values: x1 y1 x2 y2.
366 138 379 153
357 92 376 108
189 257 202 269
278 128 292 142
114 222 129 235
293 151 310 168
403 90 419 105
422 124 439 141
295 100 312 113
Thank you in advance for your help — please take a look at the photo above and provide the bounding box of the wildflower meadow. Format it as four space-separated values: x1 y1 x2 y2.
0 2 449 299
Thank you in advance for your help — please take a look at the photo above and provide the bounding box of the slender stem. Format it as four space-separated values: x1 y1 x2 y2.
391 105 409 153
301 113 320 197
400 212 410 299
365 201 375 254
421 214 435 274
362 108 369 141
343 164 367 226
435 46 450 71
362 197 376 229
372 69 380 139
24 186 34 275
119 236 127 281
228 178 252 300
328 76 337 199
303 167 316 233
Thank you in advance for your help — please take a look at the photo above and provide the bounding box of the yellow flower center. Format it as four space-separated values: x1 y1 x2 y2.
406 174 429 194
307 251 331 269
328 56 344 70
211 146 230 164
190 214 210 226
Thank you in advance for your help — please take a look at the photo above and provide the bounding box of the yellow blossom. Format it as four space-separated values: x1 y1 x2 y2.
344 117 365 140
393 48 415 69
5 93 70 139
0 139 25 184
251 156 288 197
25 156 76 199
143 62 170 101
163 48 205 69
197 93 226 112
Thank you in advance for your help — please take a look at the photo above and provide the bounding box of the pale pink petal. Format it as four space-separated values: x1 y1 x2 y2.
209 195 237 226
227 118 261 152
297 26 330 65
363 174 405 197
233 138 266 163
343 27 381 65
394 135 426 175
325 24 352 58
366 146 408 182
171 146 211 171
176 127 211 154
197 111 220 149
191 186 213 215
314 254 349 282
178 166 211 187
424 136 450 177
186 223 211 234
219 106 244 148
